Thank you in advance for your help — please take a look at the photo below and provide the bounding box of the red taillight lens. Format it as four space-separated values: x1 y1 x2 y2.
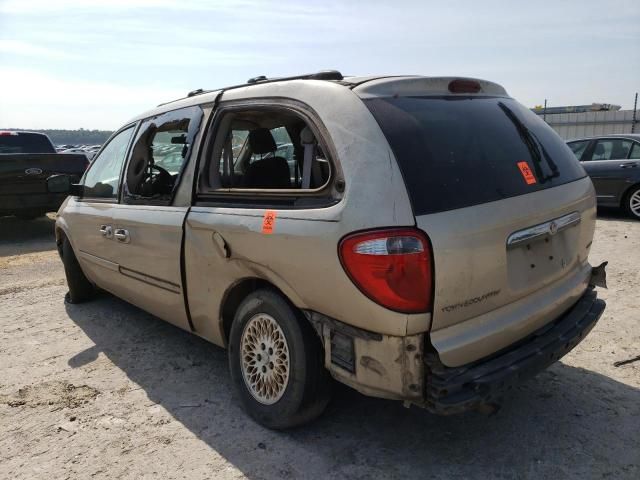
339 228 433 313
448 79 481 94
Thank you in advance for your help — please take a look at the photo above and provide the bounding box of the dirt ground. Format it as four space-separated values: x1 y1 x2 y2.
0 211 638 480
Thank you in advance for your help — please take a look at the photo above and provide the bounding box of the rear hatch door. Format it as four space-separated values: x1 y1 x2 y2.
361 80 595 366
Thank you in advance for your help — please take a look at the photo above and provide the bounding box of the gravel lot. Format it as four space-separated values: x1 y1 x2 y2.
1 212 638 480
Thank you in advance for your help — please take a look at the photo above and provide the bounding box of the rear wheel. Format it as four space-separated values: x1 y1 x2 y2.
61 236 94 303
228 289 331 429
624 185 640 220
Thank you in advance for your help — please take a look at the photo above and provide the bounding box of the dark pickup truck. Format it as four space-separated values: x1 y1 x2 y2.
0 131 88 219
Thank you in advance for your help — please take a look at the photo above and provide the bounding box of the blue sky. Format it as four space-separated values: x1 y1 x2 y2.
1 0 639 130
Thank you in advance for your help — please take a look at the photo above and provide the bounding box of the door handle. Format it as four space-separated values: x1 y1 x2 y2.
99 224 113 238
114 228 130 243
620 162 638 168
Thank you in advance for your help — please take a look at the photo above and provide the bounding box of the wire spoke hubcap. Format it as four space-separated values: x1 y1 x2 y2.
630 190 640 216
240 314 290 405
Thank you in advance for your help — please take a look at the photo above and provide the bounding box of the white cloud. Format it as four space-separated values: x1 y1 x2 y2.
0 67 182 129
0 39 78 60
1 0 638 129
0 0 181 14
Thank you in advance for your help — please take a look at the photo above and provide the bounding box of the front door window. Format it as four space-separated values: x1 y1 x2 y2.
82 126 135 199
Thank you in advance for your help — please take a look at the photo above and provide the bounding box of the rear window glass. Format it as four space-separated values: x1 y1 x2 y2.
364 96 586 215
0 133 55 154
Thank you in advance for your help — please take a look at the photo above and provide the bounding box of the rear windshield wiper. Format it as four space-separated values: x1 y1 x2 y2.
498 102 559 183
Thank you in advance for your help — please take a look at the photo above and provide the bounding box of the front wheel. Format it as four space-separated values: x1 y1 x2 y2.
625 185 640 220
228 289 331 429
61 236 94 303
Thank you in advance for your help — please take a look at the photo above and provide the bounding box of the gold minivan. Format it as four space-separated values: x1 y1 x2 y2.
49 72 607 428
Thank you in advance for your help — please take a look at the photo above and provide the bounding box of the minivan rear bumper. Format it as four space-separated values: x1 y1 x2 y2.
423 287 605 414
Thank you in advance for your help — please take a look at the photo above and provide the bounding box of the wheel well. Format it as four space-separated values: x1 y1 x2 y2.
221 278 289 345
55 227 65 256
621 182 640 208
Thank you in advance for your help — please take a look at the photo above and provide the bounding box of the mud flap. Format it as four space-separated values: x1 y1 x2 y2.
590 261 608 289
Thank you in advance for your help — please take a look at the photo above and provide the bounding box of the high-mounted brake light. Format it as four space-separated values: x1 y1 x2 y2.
448 79 481 94
339 228 433 313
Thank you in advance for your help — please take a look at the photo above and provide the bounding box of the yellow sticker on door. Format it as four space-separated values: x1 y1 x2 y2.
262 210 277 234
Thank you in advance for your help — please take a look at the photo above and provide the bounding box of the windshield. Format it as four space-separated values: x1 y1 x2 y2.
0 132 55 154
364 96 586 215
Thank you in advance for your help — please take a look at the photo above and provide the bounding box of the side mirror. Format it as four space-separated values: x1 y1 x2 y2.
46 174 83 196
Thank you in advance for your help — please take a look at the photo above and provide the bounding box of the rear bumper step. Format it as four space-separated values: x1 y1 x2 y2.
423 287 605 414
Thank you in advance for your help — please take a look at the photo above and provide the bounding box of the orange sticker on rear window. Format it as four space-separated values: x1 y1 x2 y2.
517 161 537 185
262 210 277 234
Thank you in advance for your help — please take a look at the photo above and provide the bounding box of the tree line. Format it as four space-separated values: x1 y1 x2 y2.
5 128 114 146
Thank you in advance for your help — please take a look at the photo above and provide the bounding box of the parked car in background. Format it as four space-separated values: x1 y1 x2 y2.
0 131 88 219
567 134 640 220
56 144 76 152
49 72 606 428
61 147 95 160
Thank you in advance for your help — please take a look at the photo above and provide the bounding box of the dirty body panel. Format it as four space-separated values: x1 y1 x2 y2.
421 177 596 366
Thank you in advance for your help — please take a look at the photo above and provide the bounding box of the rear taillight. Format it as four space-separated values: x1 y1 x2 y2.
339 228 433 313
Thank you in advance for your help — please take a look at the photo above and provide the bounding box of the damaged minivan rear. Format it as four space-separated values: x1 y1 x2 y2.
356 77 606 414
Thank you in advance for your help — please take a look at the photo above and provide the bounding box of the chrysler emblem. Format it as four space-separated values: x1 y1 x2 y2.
25 168 43 175
548 221 558 236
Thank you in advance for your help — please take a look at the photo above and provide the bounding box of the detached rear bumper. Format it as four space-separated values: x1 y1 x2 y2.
423 287 605 414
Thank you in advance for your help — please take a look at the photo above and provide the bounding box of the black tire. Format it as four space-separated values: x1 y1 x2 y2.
61 236 94 303
623 185 640 220
228 289 331 429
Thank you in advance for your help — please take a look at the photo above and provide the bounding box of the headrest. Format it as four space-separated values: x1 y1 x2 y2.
248 128 276 154
594 143 605 155
300 126 315 145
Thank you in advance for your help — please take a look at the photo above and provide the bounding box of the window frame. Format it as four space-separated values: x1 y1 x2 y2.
195 98 340 208
121 105 204 206
567 140 591 162
77 122 139 203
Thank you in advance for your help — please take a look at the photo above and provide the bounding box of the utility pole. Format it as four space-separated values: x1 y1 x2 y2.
632 92 638 133
543 99 547 122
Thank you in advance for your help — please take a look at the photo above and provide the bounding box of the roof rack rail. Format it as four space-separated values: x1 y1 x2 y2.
246 70 343 85
187 88 205 97
157 70 344 107
247 75 267 84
